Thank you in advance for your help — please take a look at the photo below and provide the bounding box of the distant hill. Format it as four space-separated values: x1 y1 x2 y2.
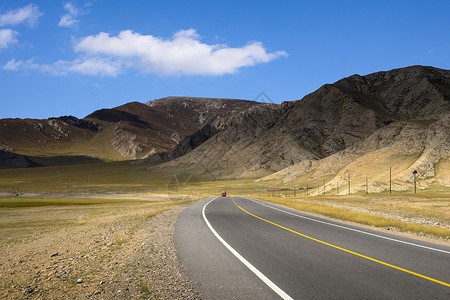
0 97 266 165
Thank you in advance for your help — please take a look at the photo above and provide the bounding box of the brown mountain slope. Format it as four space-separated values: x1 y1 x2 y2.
85 98 269 160
84 101 189 159
0 116 100 157
0 97 266 164
161 66 450 189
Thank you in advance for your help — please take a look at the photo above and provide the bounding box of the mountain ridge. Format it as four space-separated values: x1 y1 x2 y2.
0 97 267 164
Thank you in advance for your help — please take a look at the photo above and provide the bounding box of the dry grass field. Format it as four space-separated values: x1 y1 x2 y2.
0 195 198 299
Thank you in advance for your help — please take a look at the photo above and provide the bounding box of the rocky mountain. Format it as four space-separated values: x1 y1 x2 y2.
145 98 278 162
160 66 450 191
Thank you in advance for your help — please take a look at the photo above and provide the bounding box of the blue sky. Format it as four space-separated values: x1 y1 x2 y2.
1 1 449 119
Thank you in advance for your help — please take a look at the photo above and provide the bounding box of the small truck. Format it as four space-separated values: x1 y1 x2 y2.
221 190 227 197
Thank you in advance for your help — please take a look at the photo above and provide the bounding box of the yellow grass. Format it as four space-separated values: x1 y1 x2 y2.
0 196 189 245
257 196 450 239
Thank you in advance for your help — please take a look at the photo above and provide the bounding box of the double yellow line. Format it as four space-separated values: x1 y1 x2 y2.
231 197 450 288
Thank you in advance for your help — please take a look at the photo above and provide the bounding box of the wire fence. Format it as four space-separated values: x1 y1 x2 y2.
0 190 191 200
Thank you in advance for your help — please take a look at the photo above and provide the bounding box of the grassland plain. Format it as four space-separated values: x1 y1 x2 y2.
0 160 448 298
0 196 200 299
0 161 217 198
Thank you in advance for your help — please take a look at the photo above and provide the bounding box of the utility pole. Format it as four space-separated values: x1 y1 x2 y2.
366 176 368 195
413 170 418 193
390 167 392 194
348 173 351 195
323 180 326 196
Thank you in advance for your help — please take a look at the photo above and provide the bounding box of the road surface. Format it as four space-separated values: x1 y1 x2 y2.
175 196 450 299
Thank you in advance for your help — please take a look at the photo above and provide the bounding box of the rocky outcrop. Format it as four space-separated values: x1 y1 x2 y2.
54 116 100 130
111 122 146 159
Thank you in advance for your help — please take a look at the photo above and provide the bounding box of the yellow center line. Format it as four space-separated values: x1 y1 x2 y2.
231 197 450 288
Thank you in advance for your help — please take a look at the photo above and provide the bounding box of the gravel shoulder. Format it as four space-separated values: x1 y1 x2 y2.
0 201 200 299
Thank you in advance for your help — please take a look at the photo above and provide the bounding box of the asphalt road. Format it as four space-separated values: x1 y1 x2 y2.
175 196 450 299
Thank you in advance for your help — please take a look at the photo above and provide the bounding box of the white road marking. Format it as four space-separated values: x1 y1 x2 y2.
243 197 450 255
202 197 294 300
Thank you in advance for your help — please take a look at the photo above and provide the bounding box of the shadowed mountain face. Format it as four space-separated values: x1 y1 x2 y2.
0 150 38 169
161 66 450 190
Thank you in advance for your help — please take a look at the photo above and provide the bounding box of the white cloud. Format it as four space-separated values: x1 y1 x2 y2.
66 58 121 76
58 3 79 28
3 57 122 77
0 4 43 27
3 58 23 70
0 28 18 49
4 29 287 77
74 29 287 76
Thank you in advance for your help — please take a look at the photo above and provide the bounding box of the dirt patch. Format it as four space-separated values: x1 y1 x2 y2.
0 202 200 299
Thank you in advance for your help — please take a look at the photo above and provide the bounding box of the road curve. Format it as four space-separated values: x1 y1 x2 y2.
175 197 450 299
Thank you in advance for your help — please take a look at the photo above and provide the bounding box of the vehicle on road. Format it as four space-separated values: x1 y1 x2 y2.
221 190 227 197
